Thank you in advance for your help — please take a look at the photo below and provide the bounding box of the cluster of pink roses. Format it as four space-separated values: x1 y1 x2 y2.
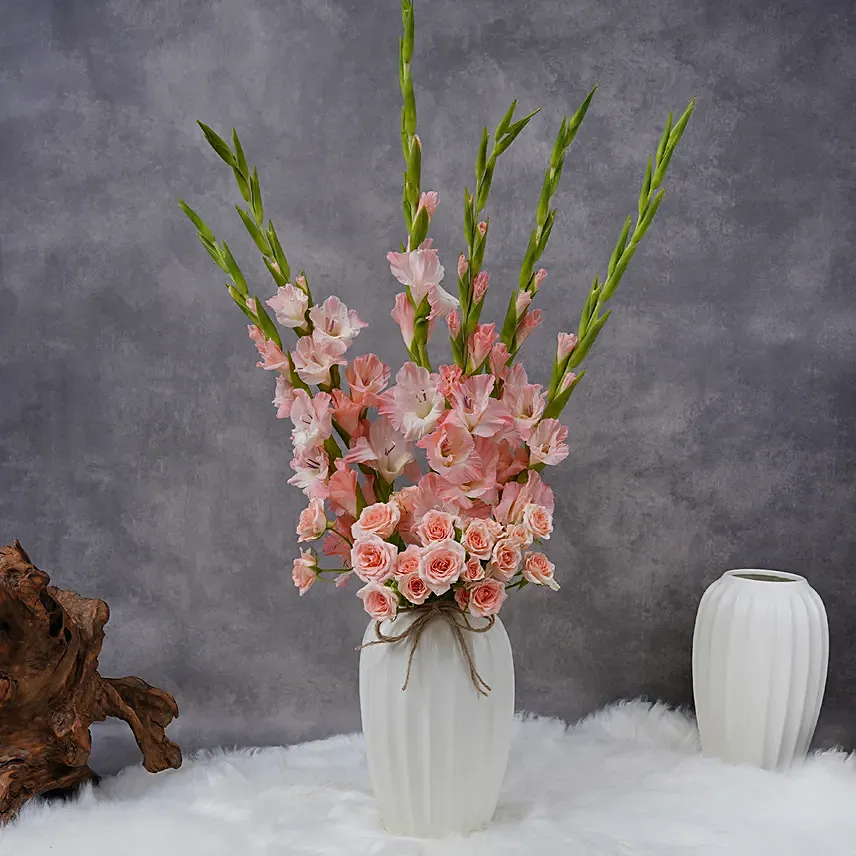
264 192 574 622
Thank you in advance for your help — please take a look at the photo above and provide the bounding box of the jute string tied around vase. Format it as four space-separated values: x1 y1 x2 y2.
357 601 496 697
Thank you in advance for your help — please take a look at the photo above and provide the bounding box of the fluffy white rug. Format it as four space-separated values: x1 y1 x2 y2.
2 700 856 855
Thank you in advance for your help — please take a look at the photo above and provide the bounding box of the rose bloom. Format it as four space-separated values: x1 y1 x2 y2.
461 518 499 560
462 555 485 582
291 550 316 596
454 585 470 611
523 503 553 541
395 544 422 578
416 509 460 546
523 552 560 590
398 572 431 605
468 578 507 618
504 522 534 549
296 498 327 542
351 535 398 583
357 582 399 621
352 501 401 540
488 538 522 582
418 539 466 594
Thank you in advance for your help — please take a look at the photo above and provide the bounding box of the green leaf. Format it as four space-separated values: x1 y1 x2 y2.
178 199 215 243
228 285 259 323
476 126 489 181
668 98 695 150
401 0 414 63
652 148 675 191
232 129 248 177
638 157 653 221
476 163 494 211
264 257 289 287
503 106 541 140
236 206 271 256
408 136 421 188
200 235 229 272
549 119 567 169
638 188 666 237
267 222 291 282
607 215 632 278
567 311 611 369
410 206 430 248
578 274 598 339
601 244 637 301
253 296 282 348
495 99 517 137
197 121 237 168
656 112 672 168
250 167 264 225
232 168 251 204
518 229 537 288
221 241 248 295
565 85 597 141
543 370 586 420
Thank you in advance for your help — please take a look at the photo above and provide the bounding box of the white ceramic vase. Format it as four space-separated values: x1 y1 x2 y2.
359 611 514 837
692 569 828 770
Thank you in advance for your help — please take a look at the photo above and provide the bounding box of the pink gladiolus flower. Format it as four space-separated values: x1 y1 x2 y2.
477 220 488 236
273 375 296 419
291 549 316 596
527 418 570 466
291 334 347 386
427 283 460 320
489 342 512 381
399 572 431 605
416 509 460 546
289 390 333 451
468 578 507 617
346 354 390 406
309 296 368 349
447 310 461 338
351 535 398 584
502 364 546 440
416 190 439 220
387 247 445 306
345 416 417 483
297 498 327 542
515 291 532 320
418 539 466 594
532 268 548 292
379 363 445 440
323 513 355 564
288 445 330 497
557 332 579 362
391 292 417 349
516 309 543 346
559 371 577 393
418 412 482 485
472 271 490 303
327 461 359 518
462 555 486 582
467 323 498 371
523 503 553 540
256 338 290 372
410 472 472 521
352 501 401 540
266 284 308 328
248 323 265 348
395 544 423 578
357 581 399 621
495 471 554 525
523 551 559 590
450 374 508 437
438 364 464 399
457 437 500 503
462 518 499 561
329 389 362 438
488 538 522 581
496 440 529 484
457 254 468 280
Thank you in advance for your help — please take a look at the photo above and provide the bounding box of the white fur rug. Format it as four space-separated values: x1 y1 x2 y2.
2 701 856 855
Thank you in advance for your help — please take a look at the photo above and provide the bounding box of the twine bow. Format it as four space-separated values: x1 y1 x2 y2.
357 601 496 697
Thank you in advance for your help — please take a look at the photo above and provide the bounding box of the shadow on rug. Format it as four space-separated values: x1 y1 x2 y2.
2 700 855 855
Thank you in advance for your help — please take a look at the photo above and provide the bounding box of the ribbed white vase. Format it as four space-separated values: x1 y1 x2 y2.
359 611 514 837
692 569 828 771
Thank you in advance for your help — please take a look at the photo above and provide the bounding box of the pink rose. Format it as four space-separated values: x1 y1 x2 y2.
296 498 327 542
488 538 522 582
291 550 316 596
352 501 401 540
462 556 485 582
398 572 431 605
523 503 553 541
418 539 466 594
351 535 398 584
523 552 559 590
504 522 534 549
416 509 460 546
395 544 422 578
357 582 399 621
462 519 498 560
468 578 507 617
454 585 470 611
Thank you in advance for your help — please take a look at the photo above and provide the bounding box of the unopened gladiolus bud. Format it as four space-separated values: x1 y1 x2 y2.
457 254 469 280
416 190 439 220
473 271 490 303
477 221 488 237
270 260 281 274
516 309 542 346
467 323 497 370
559 371 577 393
515 290 532 319
532 268 547 292
245 297 257 315
447 310 461 338
557 332 579 362
392 292 416 349
296 274 308 293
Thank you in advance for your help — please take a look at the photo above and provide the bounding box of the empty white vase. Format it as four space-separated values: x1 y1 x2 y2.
692 569 828 770
359 612 514 837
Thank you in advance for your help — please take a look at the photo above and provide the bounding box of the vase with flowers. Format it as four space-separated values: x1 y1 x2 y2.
178 0 693 838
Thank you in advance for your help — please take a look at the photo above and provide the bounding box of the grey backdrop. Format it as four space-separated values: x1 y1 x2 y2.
2 0 856 768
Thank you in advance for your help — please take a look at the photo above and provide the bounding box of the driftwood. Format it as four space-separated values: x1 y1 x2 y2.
0 541 181 822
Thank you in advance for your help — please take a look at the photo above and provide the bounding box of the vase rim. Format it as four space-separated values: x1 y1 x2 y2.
723 568 806 584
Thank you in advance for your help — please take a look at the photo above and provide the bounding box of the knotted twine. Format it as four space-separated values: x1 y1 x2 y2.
356 601 496 697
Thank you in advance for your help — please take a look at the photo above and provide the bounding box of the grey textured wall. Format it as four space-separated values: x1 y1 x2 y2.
2 0 856 767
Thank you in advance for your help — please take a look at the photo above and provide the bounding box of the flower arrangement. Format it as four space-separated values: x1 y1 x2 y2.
179 1 693 627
